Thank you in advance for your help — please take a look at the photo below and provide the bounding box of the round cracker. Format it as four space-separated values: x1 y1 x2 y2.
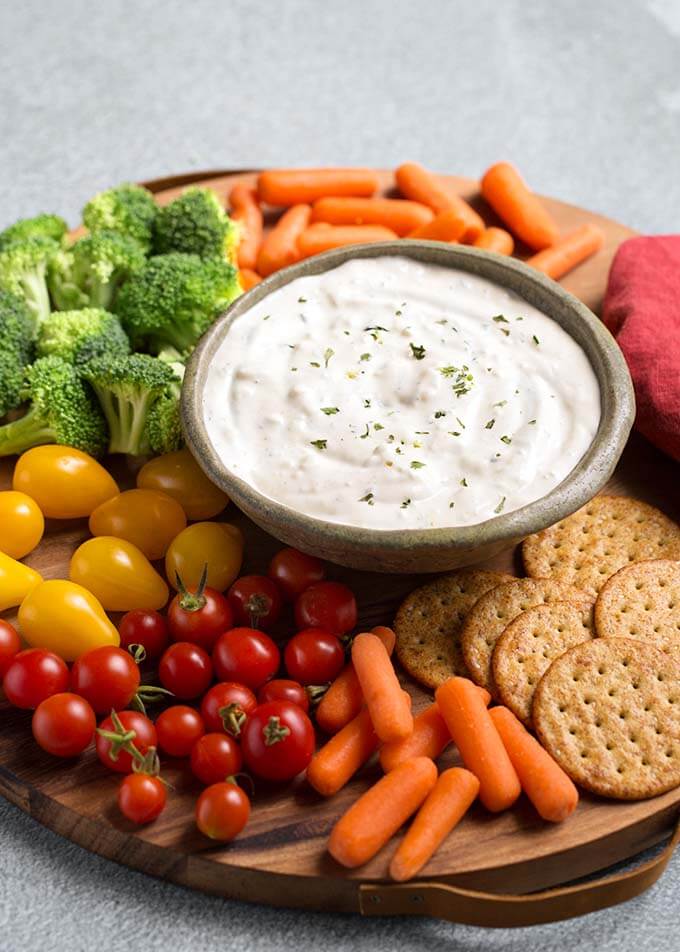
595 559 680 655
522 496 680 595
394 569 513 689
533 638 680 800
492 598 595 726
460 577 582 694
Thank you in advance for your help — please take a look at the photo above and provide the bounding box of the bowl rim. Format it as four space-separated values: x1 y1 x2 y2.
182 241 635 552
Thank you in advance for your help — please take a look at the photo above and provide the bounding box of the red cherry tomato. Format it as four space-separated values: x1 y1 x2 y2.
294 581 357 636
96 710 157 773
167 584 232 651
32 693 96 757
71 645 141 714
119 609 169 661
284 628 344 685
0 620 21 678
268 547 325 601
199 681 257 735
158 642 213 699
3 648 69 710
190 733 242 785
241 700 315 781
227 575 283 629
212 628 280 690
155 705 205 757
195 780 250 841
257 678 309 712
118 773 167 824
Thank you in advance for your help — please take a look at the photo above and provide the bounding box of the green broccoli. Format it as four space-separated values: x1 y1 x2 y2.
153 187 240 264
82 353 179 455
145 354 184 454
0 356 108 458
48 230 146 311
0 214 68 250
83 183 158 252
114 252 241 354
37 308 130 366
0 290 36 416
0 236 59 332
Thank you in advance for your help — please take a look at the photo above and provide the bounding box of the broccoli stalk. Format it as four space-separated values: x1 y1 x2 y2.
48 230 146 311
153 187 240 264
0 214 68 250
0 237 59 332
83 183 158 252
37 308 130 365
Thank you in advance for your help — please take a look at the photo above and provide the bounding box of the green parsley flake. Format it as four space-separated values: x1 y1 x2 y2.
492 314 509 323
298 296 307 303
360 353 371 362
401 498 411 509
449 501 455 508
410 460 425 469
493 400 507 408
500 435 512 445
449 431 461 437
363 399 371 408
310 439 327 450
500 327 510 337
310 361 320 368
359 492 374 505
494 496 506 514
439 365 474 397
410 343 426 360
373 422 384 431
263 315 270 321
485 419 495 430
528 419 537 425
321 407 339 415
434 410 446 419
360 424 370 439
324 348 335 367
456 416 466 429
460 477 468 487
532 335 540 346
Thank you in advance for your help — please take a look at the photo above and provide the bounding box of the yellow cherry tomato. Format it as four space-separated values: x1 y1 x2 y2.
70 536 169 611
89 489 187 561
0 490 45 559
19 579 119 661
165 522 243 592
13 446 119 519
137 448 229 521
0 552 42 611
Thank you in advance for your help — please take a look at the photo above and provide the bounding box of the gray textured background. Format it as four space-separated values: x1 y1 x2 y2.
1 0 679 949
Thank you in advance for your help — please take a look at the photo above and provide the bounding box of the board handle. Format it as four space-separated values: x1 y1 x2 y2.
359 813 680 928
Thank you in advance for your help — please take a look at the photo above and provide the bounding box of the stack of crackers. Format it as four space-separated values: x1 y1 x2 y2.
394 495 680 801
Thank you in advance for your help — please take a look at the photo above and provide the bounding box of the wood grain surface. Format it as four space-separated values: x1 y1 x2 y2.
1 169 678 916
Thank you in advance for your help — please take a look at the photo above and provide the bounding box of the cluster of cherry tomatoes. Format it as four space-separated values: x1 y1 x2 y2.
0 546 358 840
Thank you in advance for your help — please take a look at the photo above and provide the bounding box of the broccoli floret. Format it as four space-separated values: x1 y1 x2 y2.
48 230 146 311
0 290 36 416
82 354 178 455
0 237 59 332
145 355 184 454
153 187 240 264
83 183 157 252
37 308 130 366
114 253 241 354
0 356 108 458
0 214 67 250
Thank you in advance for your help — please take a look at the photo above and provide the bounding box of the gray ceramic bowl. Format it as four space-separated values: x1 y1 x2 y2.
182 242 635 573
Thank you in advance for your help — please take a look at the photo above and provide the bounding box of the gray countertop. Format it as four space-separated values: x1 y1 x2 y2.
1 0 679 948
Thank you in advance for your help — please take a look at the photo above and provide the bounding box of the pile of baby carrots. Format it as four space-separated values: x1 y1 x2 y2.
306 627 578 881
231 162 605 292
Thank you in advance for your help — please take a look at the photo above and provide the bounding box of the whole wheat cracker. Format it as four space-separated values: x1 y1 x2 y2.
595 559 680 655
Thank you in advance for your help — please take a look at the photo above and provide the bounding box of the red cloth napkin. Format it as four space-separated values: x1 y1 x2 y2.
603 235 680 462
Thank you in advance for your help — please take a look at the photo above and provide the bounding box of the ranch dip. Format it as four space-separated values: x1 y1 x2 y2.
202 256 601 530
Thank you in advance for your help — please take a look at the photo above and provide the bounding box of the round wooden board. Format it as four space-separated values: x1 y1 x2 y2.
1 170 679 917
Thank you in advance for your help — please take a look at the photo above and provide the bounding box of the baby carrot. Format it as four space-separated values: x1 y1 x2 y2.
489 706 579 822
395 163 484 242
311 197 433 236
297 223 397 258
238 268 262 290
328 756 438 868
352 633 413 743
389 767 480 882
435 677 521 813
379 702 451 772
229 184 264 270
407 209 467 243
473 227 515 256
258 168 380 206
256 204 311 276
481 162 559 251
307 708 378 797
525 223 605 280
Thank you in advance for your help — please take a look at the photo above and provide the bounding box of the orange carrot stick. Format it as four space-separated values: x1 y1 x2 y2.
407 209 467 243
328 756 438 868
351 633 413 743
379 702 450 772
481 162 559 251
297 223 397 258
435 677 521 812
473 227 515 256
229 184 264 270
306 708 378 797
238 268 262 291
311 197 433 236
395 163 484 242
256 204 311 276
525 223 605 280
258 168 380 206
389 767 480 881
316 625 396 735
489 706 579 822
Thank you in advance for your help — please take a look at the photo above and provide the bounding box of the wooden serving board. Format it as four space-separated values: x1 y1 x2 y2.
1 170 679 917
